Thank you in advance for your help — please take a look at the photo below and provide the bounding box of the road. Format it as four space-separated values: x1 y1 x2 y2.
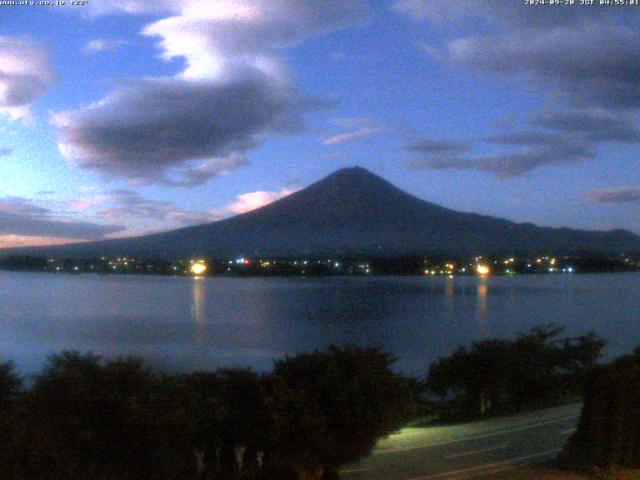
339 403 581 480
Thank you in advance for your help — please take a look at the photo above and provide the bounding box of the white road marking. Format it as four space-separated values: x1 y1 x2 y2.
561 428 576 435
445 444 508 459
375 415 579 454
408 448 562 480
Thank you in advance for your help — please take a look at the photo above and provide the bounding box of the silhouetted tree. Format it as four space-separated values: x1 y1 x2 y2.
428 325 605 417
0 360 22 478
0 347 418 480
560 347 640 471
0 360 21 413
265 345 417 480
8 351 196 480
182 369 267 479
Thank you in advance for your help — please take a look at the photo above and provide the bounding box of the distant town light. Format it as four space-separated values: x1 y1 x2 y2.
476 264 490 276
190 261 207 276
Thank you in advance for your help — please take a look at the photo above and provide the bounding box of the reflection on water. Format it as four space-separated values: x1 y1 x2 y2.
191 278 206 343
476 282 489 334
1 272 639 376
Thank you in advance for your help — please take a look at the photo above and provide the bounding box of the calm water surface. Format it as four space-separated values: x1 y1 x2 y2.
1 272 639 377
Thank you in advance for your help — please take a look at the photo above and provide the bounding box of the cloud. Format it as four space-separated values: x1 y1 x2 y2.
585 187 640 204
95 187 295 232
322 117 386 146
66 195 110 212
406 136 595 178
395 3 640 179
0 235 92 249
322 127 381 146
82 38 127 54
392 0 634 28
533 110 640 144
141 0 369 79
0 196 124 240
166 155 249 187
394 2 640 112
446 24 640 110
405 108 640 177
52 73 311 185
53 1 367 186
0 36 54 120
96 189 216 229
211 188 296 218
409 139 470 155
81 0 178 16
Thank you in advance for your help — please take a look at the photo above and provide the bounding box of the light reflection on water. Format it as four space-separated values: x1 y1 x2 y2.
476 282 489 335
191 277 206 344
0 272 639 377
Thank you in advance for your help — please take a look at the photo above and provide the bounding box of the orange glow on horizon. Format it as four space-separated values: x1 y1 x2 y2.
0 235 90 249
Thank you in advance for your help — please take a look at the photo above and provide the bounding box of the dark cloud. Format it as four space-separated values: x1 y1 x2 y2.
97 190 214 227
409 139 470 155
0 36 54 119
0 197 51 216
393 0 633 27
0 197 124 239
56 1 367 185
53 73 314 185
585 187 640 204
406 136 595 178
446 24 640 110
397 3 640 178
534 110 640 144
395 2 640 111
167 155 249 187
485 132 570 147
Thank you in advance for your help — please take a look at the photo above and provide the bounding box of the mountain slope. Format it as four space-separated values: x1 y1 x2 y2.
3 167 639 258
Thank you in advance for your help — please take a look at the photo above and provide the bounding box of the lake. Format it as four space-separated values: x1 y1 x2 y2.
1 271 639 377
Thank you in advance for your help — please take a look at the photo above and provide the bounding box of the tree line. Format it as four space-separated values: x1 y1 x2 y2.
0 346 416 480
1 326 638 478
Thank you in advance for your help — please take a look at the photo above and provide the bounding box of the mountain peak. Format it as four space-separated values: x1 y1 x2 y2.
3 166 639 258
331 166 374 175
324 166 381 182
313 166 396 193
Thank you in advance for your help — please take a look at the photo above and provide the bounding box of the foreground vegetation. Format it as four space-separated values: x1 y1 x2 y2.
560 347 640 473
1 328 639 478
0 346 416 480
426 325 606 419
425 326 640 476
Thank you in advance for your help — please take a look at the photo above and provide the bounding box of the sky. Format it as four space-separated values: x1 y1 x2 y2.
0 0 639 248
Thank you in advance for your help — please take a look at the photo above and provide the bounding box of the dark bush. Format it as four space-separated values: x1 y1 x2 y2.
560 347 640 471
427 325 605 417
265 345 417 480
